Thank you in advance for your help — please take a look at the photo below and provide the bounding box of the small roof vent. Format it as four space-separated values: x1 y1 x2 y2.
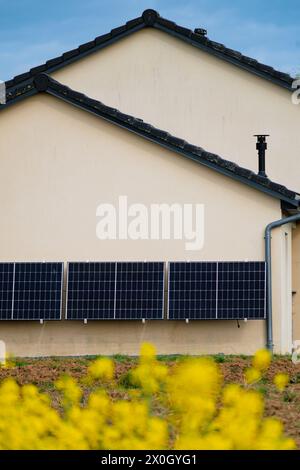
194 28 207 37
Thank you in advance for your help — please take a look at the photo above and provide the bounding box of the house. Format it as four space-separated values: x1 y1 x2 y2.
0 9 299 357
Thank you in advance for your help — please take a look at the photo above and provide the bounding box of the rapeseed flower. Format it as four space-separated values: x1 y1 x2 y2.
0 345 295 450
274 373 289 392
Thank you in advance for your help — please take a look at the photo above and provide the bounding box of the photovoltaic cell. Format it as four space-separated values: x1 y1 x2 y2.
168 262 217 319
115 262 164 320
13 263 63 320
0 263 14 320
66 262 116 319
217 262 266 319
168 261 266 320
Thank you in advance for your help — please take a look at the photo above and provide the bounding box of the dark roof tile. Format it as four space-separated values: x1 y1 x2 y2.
46 56 64 67
150 128 170 140
174 25 192 37
95 32 112 45
234 167 253 179
30 64 47 75
167 135 186 149
78 41 95 53
203 152 222 165
62 49 79 60
110 25 128 36
13 72 31 84
157 17 176 29
125 17 144 28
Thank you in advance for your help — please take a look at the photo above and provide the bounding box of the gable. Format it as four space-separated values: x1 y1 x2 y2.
50 27 300 193
2 9 300 193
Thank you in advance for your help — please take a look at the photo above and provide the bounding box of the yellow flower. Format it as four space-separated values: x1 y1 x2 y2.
274 373 289 392
0 352 16 369
140 343 157 362
131 362 168 394
252 349 271 371
0 345 295 450
245 367 262 385
88 357 114 381
55 376 82 407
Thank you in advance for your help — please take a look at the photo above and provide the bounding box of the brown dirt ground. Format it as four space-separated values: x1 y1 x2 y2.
0 355 299 447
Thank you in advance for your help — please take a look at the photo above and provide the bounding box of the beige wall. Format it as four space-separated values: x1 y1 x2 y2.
292 224 300 342
272 224 293 354
0 321 265 357
0 94 287 356
52 28 300 192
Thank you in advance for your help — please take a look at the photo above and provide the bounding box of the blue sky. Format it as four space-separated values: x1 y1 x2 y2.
0 0 299 81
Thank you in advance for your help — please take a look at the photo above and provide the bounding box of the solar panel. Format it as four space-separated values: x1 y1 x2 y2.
66 262 116 320
66 261 165 320
168 261 266 320
0 263 14 320
13 262 63 320
168 262 217 319
217 262 266 319
115 262 164 320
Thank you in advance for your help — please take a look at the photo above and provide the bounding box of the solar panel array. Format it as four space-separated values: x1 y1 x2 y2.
0 260 266 321
0 262 63 320
66 262 165 320
168 261 266 320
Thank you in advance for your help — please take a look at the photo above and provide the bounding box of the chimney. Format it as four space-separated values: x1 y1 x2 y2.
254 134 269 177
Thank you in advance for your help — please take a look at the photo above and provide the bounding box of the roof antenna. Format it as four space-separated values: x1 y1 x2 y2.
254 134 269 178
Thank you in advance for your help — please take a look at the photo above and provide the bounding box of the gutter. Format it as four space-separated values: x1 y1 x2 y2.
265 212 300 352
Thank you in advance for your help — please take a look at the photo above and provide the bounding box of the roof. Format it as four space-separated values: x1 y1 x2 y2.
3 8 296 109
14 72 298 208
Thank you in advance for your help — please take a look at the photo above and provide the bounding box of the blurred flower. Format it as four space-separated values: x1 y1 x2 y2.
274 373 289 392
0 345 295 450
252 349 271 371
55 376 82 408
88 358 114 382
245 367 262 385
140 343 157 362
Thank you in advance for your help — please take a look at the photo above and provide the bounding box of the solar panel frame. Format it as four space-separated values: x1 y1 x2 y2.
0 263 15 320
66 262 116 320
115 261 165 320
167 261 266 320
12 262 64 321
